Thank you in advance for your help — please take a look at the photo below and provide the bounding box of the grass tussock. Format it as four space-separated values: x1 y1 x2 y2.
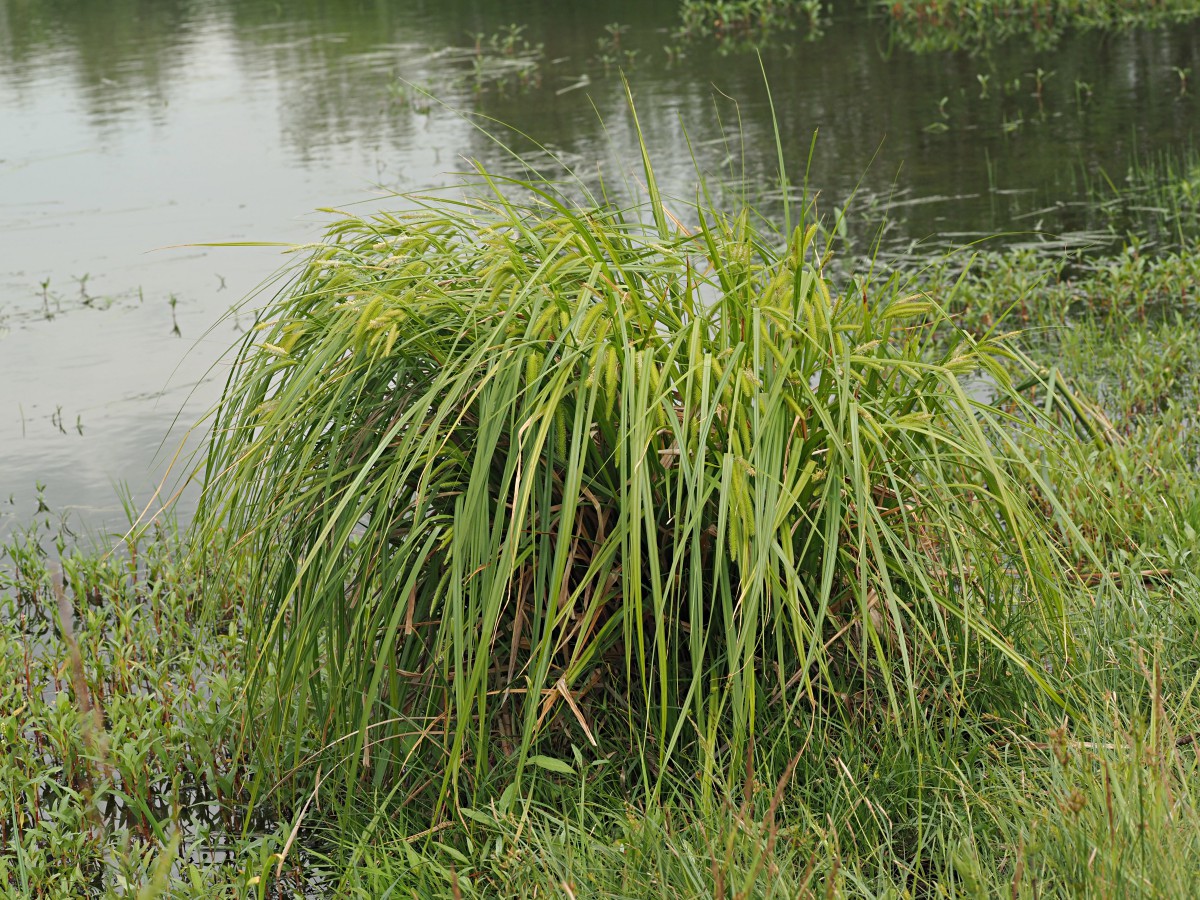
195 122 1095 837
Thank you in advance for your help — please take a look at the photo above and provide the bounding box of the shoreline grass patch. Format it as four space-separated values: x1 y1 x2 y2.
193 129 1094 834
8 145 1200 899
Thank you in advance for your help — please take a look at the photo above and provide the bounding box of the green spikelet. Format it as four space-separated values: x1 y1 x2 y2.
585 320 611 390
726 455 746 557
531 303 558 340
727 509 742 559
594 319 612 348
525 350 544 387
737 415 752 461
354 295 383 348
719 369 738 420
735 457 756 537
710 355 725 390
602 345 619 418
648 357 663 396
812 275 833 335
579 301 607 338
554 406 569 459
646 360 671 431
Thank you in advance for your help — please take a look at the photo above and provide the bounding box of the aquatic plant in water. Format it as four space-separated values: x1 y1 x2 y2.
882 0 1200 53
676 0 825 51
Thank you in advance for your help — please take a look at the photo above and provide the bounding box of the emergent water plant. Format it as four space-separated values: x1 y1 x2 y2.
195 111 1091 829
882 0 1200 53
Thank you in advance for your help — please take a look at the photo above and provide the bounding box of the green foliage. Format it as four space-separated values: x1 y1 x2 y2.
0 526 305 898
195 124 1091 830
12 116 1200 900
7 467 1200 897
294 561 1200 897
880 0 1200 53
676 0 825 51
910 242 1200 333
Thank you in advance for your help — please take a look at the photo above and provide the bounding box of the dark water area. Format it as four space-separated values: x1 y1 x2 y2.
2 0 1198 538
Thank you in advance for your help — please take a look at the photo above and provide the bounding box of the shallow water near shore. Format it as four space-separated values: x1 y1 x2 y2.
2 0 1198 537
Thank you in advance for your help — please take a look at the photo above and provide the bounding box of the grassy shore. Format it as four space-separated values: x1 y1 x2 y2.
5 245 1200 896
6 138 1200 896
0 521 299 897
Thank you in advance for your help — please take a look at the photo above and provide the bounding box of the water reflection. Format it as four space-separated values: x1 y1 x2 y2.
1 0 1198 537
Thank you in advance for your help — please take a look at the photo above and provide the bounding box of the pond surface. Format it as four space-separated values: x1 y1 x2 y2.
2 0 1198 538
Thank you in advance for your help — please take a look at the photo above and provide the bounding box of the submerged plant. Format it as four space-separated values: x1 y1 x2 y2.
195 110 1087 826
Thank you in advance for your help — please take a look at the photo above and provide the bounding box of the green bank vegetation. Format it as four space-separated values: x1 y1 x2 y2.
0 523 272 897
194 129 1086 817
674 0 1200 53
7 131 1200 899
880 0 1200 53
675 0 826 50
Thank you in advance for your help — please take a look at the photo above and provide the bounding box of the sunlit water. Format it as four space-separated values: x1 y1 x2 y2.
2 0 1198 539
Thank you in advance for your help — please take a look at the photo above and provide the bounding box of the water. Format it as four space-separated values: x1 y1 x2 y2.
2 0 1198 538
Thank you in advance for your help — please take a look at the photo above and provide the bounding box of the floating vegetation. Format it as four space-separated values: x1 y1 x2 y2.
1 275 148 331
670 0 1200 54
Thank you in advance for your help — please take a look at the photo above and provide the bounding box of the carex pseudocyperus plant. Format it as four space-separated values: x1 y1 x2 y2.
195 102 1087 825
